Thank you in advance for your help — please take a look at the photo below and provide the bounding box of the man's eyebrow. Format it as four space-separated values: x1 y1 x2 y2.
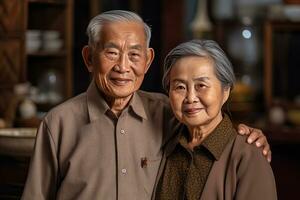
102 43 143 50
129 44 142 50
103 43 119 49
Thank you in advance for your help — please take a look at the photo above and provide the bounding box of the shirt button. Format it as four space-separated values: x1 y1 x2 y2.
120 129 125 134
121 168 127 174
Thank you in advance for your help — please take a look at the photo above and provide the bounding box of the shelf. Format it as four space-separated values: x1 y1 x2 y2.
264 20 300 108
27 51 67 57
0 128 37 156
26 0 73 102
28 0 66 6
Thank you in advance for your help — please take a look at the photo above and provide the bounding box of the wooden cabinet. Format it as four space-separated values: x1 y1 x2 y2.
0 0 73 197
26 0 73 111
0 0 27 127
0 0 26 88
264 20 300 109
0 0 73 127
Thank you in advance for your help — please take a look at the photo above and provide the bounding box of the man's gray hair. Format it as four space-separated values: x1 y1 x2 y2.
86 10 151 48
162 39 236 92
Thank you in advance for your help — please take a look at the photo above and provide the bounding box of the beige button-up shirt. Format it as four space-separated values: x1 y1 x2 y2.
21 82 178 200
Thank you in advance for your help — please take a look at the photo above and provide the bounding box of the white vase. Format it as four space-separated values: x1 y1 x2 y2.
19 98 37 119
190 0 213 38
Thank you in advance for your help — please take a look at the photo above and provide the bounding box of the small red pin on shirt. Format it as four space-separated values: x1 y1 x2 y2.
141 157 148 168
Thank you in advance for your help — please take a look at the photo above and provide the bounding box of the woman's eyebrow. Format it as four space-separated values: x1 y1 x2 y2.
193 77 210 81
171 79 186 84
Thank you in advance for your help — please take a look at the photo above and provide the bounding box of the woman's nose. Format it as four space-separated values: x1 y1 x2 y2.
185 89 198 103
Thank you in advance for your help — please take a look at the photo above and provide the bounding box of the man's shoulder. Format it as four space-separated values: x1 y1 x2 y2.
136 90 169 105
44 92 87 121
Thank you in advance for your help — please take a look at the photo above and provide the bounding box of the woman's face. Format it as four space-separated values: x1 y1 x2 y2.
168 56 230 128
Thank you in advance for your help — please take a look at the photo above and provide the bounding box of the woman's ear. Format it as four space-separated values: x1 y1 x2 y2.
222 87 231 105
145 48 155 73
82 45 93 72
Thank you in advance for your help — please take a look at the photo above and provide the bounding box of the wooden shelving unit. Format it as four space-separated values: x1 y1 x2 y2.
264 20 300 109
0 0 73 198
26 0 73 104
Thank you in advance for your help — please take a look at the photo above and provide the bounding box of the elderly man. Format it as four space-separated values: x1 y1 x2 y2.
22 10 270 200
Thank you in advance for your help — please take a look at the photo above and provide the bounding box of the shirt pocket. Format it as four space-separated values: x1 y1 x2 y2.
140 155 162 197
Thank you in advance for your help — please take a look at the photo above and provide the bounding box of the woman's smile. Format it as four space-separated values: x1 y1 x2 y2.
183 107 203 116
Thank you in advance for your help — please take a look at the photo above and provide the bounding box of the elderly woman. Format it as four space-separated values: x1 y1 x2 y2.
154 40 277 200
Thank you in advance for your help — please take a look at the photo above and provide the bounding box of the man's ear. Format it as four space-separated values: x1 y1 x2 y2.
145 48 155 73
82 45 93 72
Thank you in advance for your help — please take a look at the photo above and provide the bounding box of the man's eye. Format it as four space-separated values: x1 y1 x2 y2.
108 51 118 55
129 52 141 60
105 50 119 60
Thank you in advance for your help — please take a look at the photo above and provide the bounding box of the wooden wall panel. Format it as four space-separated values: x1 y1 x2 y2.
0 40 22 88
0 0 25 34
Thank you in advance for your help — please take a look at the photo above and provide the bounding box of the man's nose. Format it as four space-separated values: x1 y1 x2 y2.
114 53 130 73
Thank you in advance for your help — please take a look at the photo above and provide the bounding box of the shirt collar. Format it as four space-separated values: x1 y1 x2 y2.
178 114 236 160
129 91 148 120
86 81 147 122
86 81 110 122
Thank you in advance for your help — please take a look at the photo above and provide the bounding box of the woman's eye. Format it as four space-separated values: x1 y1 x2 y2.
175 85 186 90
195 83 206 90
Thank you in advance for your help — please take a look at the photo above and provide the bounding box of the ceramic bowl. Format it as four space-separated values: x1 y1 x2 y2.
43 30 60 40
283 5 300 21
26 38 42 53
26 30 41 39
43 39 63 52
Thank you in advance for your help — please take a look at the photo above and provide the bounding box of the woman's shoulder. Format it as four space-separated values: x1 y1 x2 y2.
230 134 269 165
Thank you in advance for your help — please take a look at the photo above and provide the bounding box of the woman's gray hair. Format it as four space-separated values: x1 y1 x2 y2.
162 39 236 92
86 10 151 48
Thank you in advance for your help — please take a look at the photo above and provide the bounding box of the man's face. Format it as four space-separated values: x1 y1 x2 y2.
83 21 154 99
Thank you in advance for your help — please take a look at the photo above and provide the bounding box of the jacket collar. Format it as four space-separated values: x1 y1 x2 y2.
165 114 236 160
200 114 236 160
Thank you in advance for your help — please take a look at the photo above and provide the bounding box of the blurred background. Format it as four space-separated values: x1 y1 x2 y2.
0 0 300 199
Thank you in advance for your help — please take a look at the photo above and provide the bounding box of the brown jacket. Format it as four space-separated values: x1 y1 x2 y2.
152 124 277 200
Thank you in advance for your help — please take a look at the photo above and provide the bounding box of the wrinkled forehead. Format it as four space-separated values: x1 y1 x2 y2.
173 56 214 70
170 56 216 78
98 21 147 47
